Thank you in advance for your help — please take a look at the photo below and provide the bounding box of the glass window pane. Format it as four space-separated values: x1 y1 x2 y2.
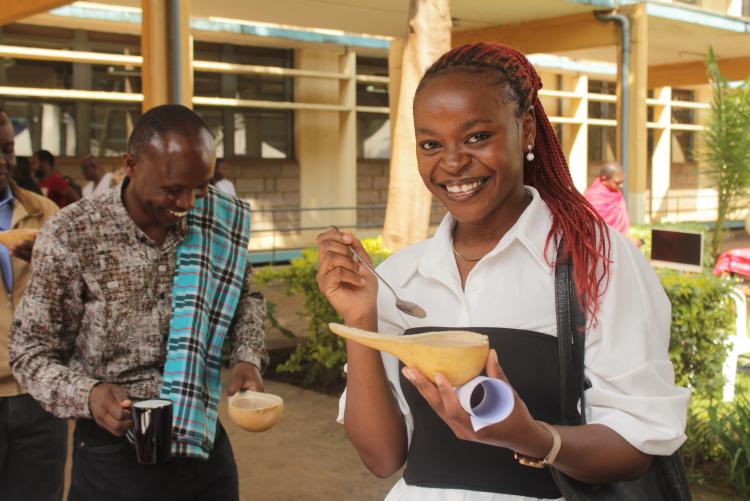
671 89 695 125
588 126 617 163
357 113 389 159
194 72 222 97
2 101 75 156
90 104 140 157
233 110 292 159
356 57 389 108
588 79 616 120
5 60 73 89
236 75 288 101
195 107 224 158
91 64 141 93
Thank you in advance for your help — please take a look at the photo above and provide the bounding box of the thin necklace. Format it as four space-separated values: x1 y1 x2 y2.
451 226 484 262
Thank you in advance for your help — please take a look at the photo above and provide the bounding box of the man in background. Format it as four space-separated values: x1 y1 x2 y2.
0 110 64 501
81 155 115 198
12 157 41 195
212 158 237 197
584 162 641 246
32 149 80 207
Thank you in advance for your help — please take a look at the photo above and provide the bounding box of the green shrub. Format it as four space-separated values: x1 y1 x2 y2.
682 401 725 485
255 237 392 390
659 269 735 399
706 396 750 497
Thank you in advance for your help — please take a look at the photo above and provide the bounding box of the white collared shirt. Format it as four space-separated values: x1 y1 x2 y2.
338 186 690 501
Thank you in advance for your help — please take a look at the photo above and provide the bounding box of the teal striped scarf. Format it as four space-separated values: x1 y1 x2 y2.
161 186 251 459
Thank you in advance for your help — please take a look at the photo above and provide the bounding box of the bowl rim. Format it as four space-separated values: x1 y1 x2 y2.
229 390 283 410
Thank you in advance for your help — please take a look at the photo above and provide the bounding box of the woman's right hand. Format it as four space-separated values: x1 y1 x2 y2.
316 227 378 325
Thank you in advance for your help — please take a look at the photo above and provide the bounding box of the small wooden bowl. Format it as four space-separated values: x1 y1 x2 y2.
228 390 284 432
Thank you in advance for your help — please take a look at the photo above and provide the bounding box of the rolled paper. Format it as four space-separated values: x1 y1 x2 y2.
456 376 515 431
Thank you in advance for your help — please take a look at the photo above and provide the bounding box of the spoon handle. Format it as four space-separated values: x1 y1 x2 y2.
349 247 398 295
328 226 397 297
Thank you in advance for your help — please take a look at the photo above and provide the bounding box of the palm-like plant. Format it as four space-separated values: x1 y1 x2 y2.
703 47 750 259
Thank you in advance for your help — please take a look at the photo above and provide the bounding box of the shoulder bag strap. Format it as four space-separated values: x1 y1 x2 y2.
554 242 587 425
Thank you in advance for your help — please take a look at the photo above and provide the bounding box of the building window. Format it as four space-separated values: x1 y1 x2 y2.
670 89 696 164
90 103 140 157
357 57 389 159
194 107 225 158
233 110 291 159
588 79 616 120
92 64 141 93
3 101 76 156
6 60 73 89
357 113 389 159
588 126 617 164
193 43 294 159
587 80 617 166
669 89 698 190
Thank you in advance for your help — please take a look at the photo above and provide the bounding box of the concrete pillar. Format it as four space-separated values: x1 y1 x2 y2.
72 29 91 157
650 86 672 223
562 74 589 193
295 48 356 229
620 3 649 224
382 0 451 249
220 44 236 157
338 51 357 223
388 37 405 140
141 0 193 111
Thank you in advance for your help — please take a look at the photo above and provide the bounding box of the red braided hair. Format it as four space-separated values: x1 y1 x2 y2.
418 42 611 324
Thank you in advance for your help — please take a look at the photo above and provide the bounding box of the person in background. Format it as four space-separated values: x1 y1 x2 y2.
583 162 641 247
81 156 115 199
12 157 41 195
64 176 83 199
10 104 267 501
212 158 237 197
31 149 80 208
0 110 64 501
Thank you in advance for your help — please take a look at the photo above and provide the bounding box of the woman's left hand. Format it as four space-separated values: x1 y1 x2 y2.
402 349 547 451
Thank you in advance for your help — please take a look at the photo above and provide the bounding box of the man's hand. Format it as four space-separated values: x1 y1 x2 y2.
10 239 35 262
89 383 133 436
227 362 263 396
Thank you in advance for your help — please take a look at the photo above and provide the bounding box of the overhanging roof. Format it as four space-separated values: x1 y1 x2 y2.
9 0 750 80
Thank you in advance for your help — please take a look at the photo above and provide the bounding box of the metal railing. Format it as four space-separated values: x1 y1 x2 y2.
649 191 748 223
248 203 445 263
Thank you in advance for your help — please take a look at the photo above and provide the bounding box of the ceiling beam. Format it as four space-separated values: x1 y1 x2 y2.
649 57 750 88
0 0 72 26
452 12 618 53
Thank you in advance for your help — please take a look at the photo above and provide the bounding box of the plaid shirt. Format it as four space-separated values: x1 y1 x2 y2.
8 183 267 419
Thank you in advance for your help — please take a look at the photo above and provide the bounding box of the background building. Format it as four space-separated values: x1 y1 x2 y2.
2 0 749 259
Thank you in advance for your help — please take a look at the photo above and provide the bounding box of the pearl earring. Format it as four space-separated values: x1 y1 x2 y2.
526 145 535 162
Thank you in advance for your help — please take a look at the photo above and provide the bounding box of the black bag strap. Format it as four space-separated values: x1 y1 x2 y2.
554 244 587 425
553 243 693 501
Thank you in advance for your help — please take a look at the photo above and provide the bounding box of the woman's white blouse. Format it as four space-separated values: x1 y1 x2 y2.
337 186 690 501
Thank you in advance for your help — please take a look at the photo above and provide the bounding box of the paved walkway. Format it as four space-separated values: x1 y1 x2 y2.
223 377 394 501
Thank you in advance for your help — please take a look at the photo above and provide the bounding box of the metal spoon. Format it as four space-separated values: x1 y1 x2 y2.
329 226 427 319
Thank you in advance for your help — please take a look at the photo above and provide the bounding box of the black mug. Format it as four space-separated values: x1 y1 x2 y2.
125 398 173 464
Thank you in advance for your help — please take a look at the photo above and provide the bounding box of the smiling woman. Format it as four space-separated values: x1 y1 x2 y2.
315 42 690 501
